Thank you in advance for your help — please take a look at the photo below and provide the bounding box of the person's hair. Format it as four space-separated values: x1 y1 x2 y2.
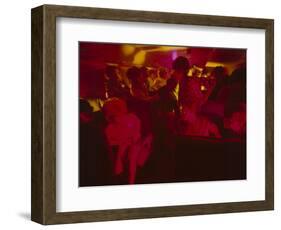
172 56 190 72
211 66 226 81
80 99 92 113
126 66 141 82
158 67 167 78
228 66 246 85
103 98 127 120
139 66 148 76
105 65 116 76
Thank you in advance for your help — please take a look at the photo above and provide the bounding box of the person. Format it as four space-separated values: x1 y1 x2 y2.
85 69 107 112
200 66 228 134
148 67 169 92
80 99 93 124
79 99 111 186
150 56 190 142
179 104 221 138
105 65 129 99
178 74 221 138
127 66 151 100
220 66 246 137
217 66 246 107
146 68 158 92
103 98 152 184
127 66 157 137
157 56 190 117
156 67 170 88
224 103 246 137
208 66 227 101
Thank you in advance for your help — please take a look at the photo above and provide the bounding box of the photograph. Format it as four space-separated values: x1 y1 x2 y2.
30 4 274 225
79 42 247 186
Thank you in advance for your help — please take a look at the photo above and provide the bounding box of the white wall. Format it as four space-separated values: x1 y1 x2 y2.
0 0 279 229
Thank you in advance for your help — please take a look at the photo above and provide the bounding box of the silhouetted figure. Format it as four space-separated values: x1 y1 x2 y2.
221 66 246 137
105 65 129 99
127 66 150 100
79 99 110 186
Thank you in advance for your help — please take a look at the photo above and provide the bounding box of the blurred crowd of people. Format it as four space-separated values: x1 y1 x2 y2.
80 56 246 184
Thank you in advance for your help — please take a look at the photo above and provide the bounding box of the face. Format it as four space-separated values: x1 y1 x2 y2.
137 73 146 84
159 69 169 80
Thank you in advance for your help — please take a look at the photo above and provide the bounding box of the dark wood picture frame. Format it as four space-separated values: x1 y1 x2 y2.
31 4 274 225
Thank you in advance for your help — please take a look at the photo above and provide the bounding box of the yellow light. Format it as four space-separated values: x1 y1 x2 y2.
122 45 135 56
88 99 104 112
200 85 207 91
147 46 186 52
133 50 146 65
205 61 224 68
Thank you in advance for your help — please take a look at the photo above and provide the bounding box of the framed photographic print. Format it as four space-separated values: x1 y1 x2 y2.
31 4 274 225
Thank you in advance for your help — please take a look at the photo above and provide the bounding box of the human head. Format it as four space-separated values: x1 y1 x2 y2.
80 99 93 123
127 66 141 84
172 56 190 73
139 66 149 80
103 98 128 122
211 66 227 83
158 67 169 80
105 65 120 82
